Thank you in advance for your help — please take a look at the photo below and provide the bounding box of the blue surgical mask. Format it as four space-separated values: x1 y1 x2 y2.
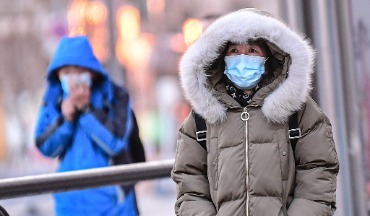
224 54 266 90
60 74 71 96
79 73 92 87
60 73 92 97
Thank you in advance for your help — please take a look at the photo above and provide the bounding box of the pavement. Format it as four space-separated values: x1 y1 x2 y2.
137 179 177 216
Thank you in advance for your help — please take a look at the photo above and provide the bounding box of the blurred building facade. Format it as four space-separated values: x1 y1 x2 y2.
0 0 369 215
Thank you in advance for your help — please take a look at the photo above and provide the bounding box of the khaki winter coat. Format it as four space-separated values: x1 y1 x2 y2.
172 9 339 216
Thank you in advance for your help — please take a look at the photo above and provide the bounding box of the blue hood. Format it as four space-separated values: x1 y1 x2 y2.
47 35 108 79
43 36 113 105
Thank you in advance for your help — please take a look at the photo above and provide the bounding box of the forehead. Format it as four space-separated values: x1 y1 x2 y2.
59 66 90 73
229 42 264 48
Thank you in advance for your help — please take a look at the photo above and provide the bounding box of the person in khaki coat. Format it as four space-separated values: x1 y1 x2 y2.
171 8 339 216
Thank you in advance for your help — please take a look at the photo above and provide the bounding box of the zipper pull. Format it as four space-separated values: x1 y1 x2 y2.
241 107 249 121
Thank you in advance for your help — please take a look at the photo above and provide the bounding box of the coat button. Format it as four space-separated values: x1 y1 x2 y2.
282 151 287 156
212 162 216 167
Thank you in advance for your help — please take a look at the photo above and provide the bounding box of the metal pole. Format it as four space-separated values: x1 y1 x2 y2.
0 160 174 200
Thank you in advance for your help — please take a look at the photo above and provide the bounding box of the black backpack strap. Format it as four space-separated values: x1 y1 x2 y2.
192 111 207 151
288 112 301 151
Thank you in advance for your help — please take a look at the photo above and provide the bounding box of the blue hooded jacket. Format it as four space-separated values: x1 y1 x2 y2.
35 36 139 216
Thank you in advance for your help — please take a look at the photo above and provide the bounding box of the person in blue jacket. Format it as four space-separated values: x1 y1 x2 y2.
35 35 145 216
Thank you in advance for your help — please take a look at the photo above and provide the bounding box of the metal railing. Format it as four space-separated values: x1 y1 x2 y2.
0 159 174 200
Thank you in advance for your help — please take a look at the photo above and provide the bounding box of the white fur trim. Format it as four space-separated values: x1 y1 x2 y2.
179 9 315 124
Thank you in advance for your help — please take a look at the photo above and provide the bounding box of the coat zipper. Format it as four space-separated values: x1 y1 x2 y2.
241 107 250 216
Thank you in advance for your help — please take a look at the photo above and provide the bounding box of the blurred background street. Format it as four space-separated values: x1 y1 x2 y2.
0 0 370 215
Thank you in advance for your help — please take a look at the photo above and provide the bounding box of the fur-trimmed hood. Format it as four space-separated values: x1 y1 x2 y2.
179 8 315 124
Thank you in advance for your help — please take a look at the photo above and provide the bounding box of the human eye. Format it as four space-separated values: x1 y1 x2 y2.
249 47 259 53
227 47 239 55
249 44 266 55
